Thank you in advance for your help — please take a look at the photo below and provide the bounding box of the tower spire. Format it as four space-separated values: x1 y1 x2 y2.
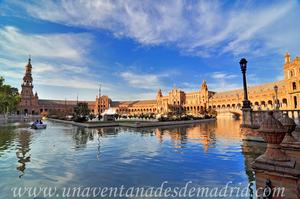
98 84 101 98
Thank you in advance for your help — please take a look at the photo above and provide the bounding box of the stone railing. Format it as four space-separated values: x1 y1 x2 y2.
252 110 300 127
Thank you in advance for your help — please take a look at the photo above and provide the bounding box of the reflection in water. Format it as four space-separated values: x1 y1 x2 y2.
72 128 92 149
96 129 103 160
241 140 266 182
155 124 216 151
0 125 17 157
16 130 32 178
0 118 269 198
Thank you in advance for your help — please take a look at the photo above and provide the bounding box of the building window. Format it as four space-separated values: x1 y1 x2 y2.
292 82 297 90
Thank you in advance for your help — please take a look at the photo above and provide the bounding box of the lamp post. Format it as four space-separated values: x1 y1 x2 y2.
239 58 251 109
274 85 279 110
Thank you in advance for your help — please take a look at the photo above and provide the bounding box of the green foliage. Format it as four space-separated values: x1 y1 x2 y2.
73 102 90 122
0 76 20 114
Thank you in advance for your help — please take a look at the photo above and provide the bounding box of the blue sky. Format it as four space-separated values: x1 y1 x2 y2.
0 0 300 101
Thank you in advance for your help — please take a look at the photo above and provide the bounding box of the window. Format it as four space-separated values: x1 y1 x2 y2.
293 82 297 90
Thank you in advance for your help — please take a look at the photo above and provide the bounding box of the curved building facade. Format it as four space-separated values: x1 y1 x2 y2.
17 53 300 116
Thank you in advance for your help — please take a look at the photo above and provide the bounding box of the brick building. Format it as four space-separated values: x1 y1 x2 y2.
17 53 300 116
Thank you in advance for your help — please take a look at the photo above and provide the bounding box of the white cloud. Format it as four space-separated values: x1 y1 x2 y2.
120 71 163 90
0 26 103 93
5 0 299 57
208 72 240 92
0 26 91 61
35 76 97 89
211 72 237 80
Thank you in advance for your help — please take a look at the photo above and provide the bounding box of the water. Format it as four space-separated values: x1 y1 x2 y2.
0 118 266 199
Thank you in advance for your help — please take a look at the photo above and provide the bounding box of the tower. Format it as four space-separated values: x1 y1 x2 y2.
156 88 162 98
285 52 291 64
18 57 39 115
156 88 163 114
283 52 300 109
200 80 209 110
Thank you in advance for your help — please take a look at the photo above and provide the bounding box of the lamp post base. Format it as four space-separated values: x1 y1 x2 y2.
242 100 251 109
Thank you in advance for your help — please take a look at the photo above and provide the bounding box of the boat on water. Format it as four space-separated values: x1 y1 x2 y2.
31 123 47 129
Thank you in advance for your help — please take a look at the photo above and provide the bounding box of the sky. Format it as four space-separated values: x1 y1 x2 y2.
0 0 300 101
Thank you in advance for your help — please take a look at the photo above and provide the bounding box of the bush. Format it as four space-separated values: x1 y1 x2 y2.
73 102 90 122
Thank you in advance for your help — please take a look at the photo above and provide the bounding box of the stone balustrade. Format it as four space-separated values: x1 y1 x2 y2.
251 109 300 127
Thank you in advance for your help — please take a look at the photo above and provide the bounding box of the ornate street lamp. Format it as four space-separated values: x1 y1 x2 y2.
239 58 251 109
274 85 279 110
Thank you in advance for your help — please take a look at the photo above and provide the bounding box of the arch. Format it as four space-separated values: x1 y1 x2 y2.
213 105 216 109
231 104 236 108
221 104 225 108
227 104 230 108
217 105 221 108
267 100 273 105
24 109 28 115
237 103 241 108
254 101 259 106
282 98 288 105
261 101 266 106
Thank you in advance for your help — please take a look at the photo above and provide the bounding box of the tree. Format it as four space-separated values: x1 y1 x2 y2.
73 102 90 122
0 76 20 115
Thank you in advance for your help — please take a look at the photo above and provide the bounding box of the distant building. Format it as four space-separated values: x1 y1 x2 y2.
17 53 300 116
17 57 39 115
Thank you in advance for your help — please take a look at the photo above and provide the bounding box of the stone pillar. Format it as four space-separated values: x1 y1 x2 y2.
241 108 253 127
252 111 300 199
280 113 300 164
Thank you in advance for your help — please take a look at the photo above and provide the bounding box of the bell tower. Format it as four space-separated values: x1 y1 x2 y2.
18 56 39 115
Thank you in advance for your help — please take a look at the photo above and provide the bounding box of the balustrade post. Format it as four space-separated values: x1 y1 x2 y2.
252 111 300 198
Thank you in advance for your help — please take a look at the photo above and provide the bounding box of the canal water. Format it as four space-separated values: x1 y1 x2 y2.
0 118 266 198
